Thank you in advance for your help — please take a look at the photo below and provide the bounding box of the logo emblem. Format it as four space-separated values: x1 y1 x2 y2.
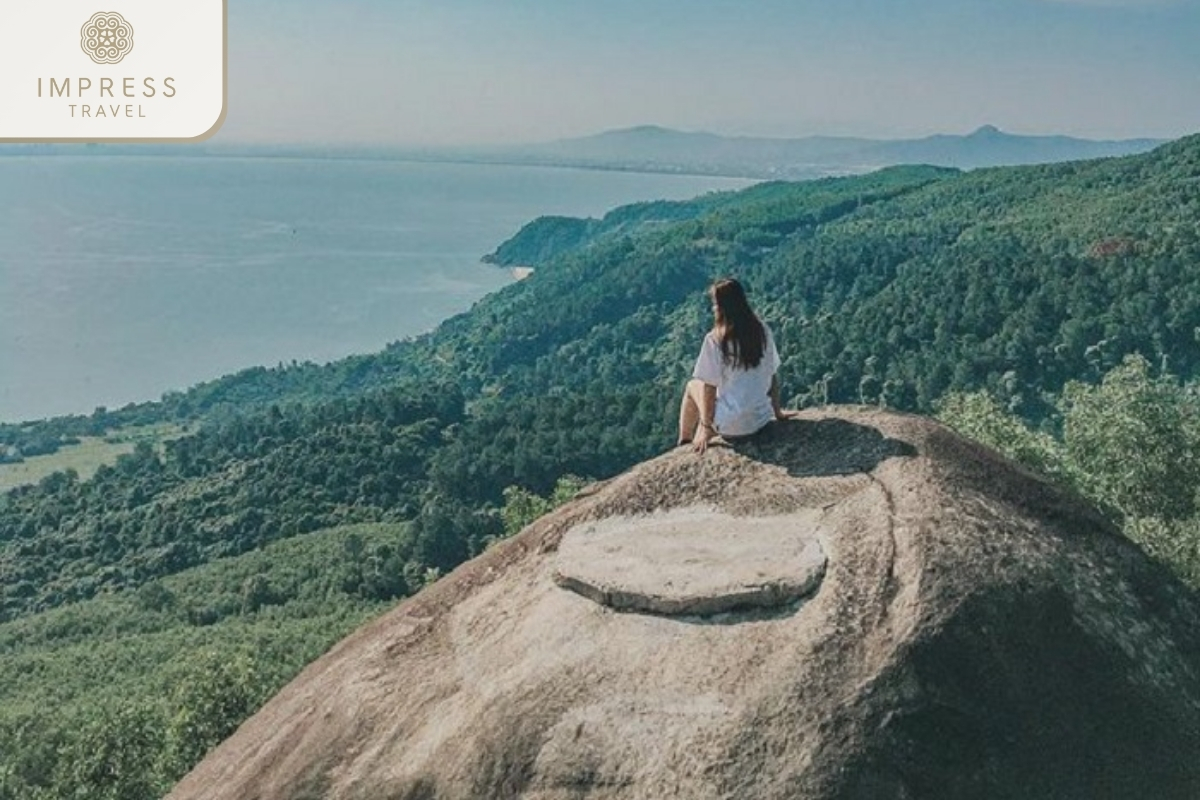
80 12 134 65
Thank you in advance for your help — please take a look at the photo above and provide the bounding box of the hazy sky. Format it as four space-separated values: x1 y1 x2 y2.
221 0 1200 145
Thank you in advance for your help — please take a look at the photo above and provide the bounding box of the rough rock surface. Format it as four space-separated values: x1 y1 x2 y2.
169 408 1200 800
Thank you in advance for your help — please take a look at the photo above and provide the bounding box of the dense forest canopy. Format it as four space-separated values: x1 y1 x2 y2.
2 135 1200 799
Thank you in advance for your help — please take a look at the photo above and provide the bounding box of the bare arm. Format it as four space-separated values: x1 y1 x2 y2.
770 374 785 420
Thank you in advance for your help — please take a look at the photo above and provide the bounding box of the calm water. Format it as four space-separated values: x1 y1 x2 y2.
0 157 750 423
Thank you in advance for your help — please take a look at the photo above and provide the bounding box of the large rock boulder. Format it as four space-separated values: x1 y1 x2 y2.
169 408 1200 800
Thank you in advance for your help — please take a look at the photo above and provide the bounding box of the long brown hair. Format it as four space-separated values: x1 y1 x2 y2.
710 277 767 369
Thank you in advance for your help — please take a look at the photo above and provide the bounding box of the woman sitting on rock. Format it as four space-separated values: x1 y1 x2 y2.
679 277 786 453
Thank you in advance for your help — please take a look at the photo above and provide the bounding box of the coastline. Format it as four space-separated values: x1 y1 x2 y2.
1 158 748 423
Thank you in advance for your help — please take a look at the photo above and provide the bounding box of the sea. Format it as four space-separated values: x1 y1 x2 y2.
0 156 752 423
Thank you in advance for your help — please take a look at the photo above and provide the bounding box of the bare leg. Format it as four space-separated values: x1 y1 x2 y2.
677 379 708 445
678 381 698 445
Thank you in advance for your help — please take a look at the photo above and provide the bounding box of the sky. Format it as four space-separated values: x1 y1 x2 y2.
220 0 1200 146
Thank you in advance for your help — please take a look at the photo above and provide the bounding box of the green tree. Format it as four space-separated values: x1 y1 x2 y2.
240 574 277 615
939 356 1200 588
1061 355 1200 521
56 704 167 800
165 651 272 779
936 391 1069 482
500 475 588 538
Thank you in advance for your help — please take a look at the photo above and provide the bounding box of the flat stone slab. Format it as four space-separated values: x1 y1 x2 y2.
553 506 827 616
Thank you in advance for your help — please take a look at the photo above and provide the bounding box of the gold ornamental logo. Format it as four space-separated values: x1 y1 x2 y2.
80 12 135 65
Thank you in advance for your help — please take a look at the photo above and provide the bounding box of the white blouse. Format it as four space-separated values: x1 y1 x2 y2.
691 325 780 437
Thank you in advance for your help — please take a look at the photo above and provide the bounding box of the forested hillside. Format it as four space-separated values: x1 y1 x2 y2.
2 135 1199 799
0 523 410 799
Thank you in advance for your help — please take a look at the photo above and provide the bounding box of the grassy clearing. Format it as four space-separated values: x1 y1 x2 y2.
0 423 189 491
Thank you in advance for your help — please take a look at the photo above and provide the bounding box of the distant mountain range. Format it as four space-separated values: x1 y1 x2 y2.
461 124 1165 178
0 125 1168 180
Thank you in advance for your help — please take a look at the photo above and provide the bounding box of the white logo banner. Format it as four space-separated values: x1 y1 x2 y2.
0 1 225 141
